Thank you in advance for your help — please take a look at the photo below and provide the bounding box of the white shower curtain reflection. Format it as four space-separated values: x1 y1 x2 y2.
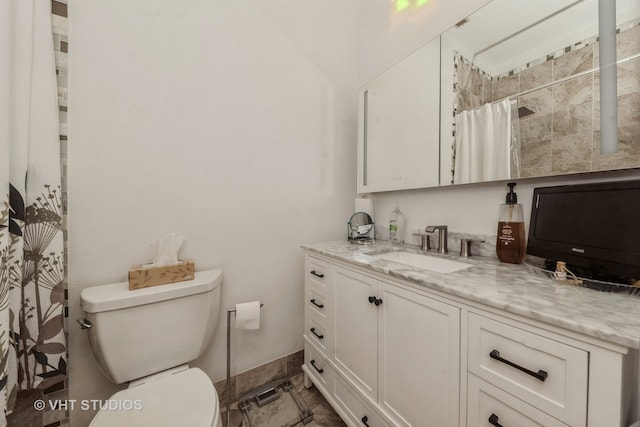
454 99 520 184
0 0 66 423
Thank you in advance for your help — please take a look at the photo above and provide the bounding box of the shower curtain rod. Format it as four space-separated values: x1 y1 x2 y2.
488 52 640 106
473 1 585 58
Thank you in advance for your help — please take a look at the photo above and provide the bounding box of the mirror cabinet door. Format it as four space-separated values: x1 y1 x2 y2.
442 0 604 184
357 36 441 193
441 0 640 184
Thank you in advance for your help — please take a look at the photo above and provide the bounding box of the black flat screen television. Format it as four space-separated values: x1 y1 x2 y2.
527 180 640 283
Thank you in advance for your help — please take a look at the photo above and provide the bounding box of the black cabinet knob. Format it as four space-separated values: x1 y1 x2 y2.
368 296 383 306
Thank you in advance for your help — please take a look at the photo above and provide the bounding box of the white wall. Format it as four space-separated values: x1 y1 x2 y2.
357 0 640 247
68 1 358 425
371 172 640 247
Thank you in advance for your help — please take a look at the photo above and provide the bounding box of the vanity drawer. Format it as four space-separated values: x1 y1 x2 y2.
467 374 568 427
304 343 334 395
305 316 330 355
334 376 390 427
305 255 331 292
468 313 587 426
306 284 330 323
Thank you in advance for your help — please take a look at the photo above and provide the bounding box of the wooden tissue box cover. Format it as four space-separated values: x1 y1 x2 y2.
128 259 195 290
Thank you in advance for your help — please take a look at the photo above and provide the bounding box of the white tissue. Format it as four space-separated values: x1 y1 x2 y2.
151 233 184 266
235 301 261 330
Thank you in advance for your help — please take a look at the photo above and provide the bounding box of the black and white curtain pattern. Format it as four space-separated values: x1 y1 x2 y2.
0 0 67 422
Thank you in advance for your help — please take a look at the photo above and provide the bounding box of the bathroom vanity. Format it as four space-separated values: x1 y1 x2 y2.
301 241 640 427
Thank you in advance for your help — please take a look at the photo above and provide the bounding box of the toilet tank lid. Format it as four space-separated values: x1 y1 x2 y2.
81 269 222 313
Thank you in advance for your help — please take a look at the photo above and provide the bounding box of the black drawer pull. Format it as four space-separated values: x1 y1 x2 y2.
310 270 324 278
310 299 324 309
361 416 370 427
310 327 324 340
490 350 548 382
488 413 503 427
310 359 324 374
368 296 383 306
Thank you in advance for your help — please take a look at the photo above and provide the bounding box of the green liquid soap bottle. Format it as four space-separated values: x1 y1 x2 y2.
496 183 526 264
389 201 406 244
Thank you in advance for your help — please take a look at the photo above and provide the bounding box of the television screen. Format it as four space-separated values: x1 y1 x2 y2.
527 180 640 282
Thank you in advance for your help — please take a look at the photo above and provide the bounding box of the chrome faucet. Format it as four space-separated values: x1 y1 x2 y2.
425 225 448 254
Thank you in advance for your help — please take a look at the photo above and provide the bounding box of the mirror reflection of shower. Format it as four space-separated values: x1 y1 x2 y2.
445 0 640 183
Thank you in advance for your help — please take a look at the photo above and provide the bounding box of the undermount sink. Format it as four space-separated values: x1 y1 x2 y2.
370 250 473 274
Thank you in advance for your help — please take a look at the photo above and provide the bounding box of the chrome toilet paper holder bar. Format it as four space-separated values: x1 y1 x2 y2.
225 303 264 427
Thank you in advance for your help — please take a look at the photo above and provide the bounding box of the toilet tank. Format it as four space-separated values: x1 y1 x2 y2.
80 270 222 384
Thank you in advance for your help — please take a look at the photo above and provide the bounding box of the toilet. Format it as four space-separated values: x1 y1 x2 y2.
79 269 223 427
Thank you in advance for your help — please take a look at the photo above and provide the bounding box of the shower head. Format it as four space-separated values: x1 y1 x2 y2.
517 106 535 118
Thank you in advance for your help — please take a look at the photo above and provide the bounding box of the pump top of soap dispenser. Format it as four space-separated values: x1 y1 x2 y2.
505 182 518 204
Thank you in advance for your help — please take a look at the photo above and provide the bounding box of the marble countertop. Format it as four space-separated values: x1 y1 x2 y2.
302 240 640 349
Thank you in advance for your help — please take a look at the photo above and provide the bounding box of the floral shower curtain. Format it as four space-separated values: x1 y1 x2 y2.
0 0 67 422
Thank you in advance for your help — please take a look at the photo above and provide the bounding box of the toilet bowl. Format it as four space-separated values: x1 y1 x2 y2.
80 270 223 427
89 367 221 427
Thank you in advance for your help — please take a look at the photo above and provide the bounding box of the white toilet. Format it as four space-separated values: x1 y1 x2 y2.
79 269 223 427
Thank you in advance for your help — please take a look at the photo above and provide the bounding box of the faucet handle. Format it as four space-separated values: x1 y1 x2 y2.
459 239 485 257
412 233 431 251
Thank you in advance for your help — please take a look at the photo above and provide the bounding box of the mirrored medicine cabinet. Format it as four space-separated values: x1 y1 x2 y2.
357 0 640 193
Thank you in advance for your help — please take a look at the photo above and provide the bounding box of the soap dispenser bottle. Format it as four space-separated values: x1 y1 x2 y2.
389 201 406 244
496 182 526 264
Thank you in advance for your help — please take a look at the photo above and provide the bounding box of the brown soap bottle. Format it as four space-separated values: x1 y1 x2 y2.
496 182 526 264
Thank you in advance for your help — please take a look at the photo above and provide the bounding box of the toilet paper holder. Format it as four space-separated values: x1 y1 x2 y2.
225 303 264 427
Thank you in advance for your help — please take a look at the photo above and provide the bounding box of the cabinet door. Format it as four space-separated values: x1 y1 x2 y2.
357 36 441 193
378 282 460 427
334 266 379 401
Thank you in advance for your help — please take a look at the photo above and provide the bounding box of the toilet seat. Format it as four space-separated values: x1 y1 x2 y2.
90 368 220 427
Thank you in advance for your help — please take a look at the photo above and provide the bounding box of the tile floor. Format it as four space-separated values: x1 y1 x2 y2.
223 372 346 427
289 373 346 427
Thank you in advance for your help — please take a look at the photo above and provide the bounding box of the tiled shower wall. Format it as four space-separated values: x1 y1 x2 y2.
454 20 640 179
51 1 69 425
7 2 69 427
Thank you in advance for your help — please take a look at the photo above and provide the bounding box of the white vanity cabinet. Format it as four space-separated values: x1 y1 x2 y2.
304 255 461 427
302 251 638 427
